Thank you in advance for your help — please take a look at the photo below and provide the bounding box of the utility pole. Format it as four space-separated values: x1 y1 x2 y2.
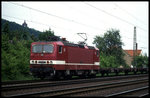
133 26 137 68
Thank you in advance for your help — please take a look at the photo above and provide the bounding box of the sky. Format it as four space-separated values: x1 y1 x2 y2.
1 1 149 56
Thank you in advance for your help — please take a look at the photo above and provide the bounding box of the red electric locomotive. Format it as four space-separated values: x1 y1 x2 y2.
30 36 100 79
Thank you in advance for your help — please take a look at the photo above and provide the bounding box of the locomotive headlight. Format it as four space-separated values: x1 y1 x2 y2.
47 61 49 64
30 60 34 64
50 61 53 64
35 60 37 64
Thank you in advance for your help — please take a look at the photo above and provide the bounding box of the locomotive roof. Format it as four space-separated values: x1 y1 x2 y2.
32 41 98 50
31 35 98 50
62 41 97 50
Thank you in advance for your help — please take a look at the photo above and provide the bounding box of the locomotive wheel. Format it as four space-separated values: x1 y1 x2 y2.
88 74 96 78
101 72 104 77
64 75 72 79
40 76 45 80
79 75 86 78
116 72 119 76
54 71 62 79
134 71 137 74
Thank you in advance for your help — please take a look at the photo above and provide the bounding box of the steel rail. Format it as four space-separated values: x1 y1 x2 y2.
2 73 148 85
139 93 149 97
4 78 148 97
2 74 148 91
55 78 148 97
105 86 149 97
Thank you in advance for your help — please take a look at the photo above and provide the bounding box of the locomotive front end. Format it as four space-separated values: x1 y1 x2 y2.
30 42 56 79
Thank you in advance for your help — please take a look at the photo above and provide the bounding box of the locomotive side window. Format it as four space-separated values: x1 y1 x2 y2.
59 46 62 53
97 50 99 57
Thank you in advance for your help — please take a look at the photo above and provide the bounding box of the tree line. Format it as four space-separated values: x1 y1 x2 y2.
1 21 54 81
93 28 148 68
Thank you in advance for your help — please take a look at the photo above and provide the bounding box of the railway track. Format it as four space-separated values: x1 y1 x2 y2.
56 78 148 97
2 72 147 86
2 74 147 91
1 74 148 97
106 86 149 97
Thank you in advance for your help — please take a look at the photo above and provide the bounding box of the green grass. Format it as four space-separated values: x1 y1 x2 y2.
2 74 35 82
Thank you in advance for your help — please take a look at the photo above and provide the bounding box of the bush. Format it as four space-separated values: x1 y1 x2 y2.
1 34 32 81
100 53 119 68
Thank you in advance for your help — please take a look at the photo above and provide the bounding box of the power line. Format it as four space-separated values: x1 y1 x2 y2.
62 2 148 39
3 14 103 39
60 3 108 26
7 2 148 39
114 3 147 26
2 14 73 32
9 2 105 31
140 47 147 49
3 2 148 49
2 14 55 28
3 15 147 50
84 2 147 32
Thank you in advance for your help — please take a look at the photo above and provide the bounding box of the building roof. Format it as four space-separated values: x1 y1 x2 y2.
124 50 142 57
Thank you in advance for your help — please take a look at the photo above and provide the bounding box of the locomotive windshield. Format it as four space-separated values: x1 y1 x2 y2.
32 44 53 53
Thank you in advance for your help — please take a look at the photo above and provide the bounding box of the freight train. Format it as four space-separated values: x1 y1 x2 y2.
30 36 148 79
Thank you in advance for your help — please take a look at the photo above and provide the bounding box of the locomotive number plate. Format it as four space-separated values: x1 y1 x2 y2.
38 61 46 64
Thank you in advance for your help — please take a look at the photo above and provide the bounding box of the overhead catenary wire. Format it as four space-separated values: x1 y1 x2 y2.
9 2 105 31
113 3 147 26
2 2 148 52
2 15 147 51
9 2 148 38
84 2 147 32
2 14 76 33
3 14 147 45
61 2 148 39
60 3 109 26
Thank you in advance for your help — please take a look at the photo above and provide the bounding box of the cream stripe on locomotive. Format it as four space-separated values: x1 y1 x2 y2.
30 60 100 66
30 60 65 65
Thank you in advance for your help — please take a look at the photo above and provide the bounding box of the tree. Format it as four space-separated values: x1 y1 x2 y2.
2 22 10 34
2 33 9 51
1 35 31 80
132 54 148 68
93 28 126 68
1 29 33 81
100 53 119 68
1 20 44 81
1 27 56 81
31 34 38 41
39 28 54 41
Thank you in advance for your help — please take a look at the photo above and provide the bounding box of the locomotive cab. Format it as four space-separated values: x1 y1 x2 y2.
30 42 56 63
30 42 57 79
